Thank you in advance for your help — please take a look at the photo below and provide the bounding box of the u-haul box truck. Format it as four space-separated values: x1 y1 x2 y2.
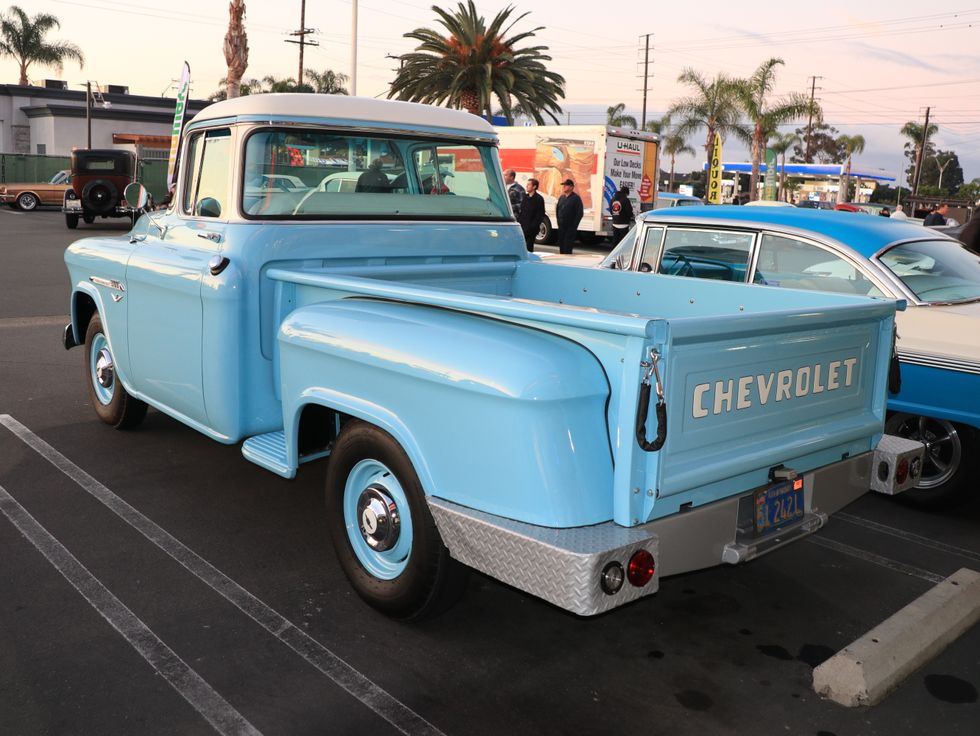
496 125 660 244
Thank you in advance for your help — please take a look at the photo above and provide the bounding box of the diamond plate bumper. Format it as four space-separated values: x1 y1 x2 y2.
428 498 659 617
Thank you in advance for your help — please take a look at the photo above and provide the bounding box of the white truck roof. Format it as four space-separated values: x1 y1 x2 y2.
190 93 496 135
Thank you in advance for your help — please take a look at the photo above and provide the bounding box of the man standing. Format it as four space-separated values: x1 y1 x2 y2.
504 169 525 217
556 179 583 255
517 177 545 252
890 204 908 220
924 202 949 226
609 185 634 245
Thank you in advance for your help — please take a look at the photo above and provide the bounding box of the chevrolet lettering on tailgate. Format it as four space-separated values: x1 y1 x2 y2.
692 357 859 418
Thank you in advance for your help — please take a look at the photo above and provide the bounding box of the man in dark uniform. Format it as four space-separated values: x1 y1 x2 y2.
556 179 583 255
517 177 545 252
505 169 525 217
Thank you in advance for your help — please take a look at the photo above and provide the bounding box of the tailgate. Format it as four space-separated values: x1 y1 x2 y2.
648 301 895 514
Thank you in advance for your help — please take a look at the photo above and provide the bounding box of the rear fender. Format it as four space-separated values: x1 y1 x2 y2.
279 299 615 527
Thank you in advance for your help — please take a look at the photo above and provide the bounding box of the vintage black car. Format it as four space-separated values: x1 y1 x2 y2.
63 149 139 228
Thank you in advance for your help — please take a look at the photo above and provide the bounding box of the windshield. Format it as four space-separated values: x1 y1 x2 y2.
242 128 509 220
878 240 980 303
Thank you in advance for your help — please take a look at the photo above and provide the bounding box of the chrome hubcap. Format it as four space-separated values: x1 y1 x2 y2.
357 484 400 551
95 348 114 388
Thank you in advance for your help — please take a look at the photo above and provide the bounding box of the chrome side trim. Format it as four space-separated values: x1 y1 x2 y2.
89 276 126 292
899 352 980 375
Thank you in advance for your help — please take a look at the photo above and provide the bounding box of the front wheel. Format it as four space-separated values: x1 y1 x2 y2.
325 420 467 619
885 413 976 508
16 192 38 211
83 315 147 429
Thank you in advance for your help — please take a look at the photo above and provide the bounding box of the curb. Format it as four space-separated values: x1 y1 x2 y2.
813 567 980 707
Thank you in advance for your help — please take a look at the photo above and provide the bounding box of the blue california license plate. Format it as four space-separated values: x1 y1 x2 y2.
754 479 804 535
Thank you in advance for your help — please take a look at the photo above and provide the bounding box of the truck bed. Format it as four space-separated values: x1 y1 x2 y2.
268 259 897 528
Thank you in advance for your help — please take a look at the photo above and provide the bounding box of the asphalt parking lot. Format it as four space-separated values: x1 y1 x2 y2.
1 208 979 735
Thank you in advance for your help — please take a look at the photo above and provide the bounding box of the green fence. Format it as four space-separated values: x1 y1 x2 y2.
0 153 70 183
1 153 173 201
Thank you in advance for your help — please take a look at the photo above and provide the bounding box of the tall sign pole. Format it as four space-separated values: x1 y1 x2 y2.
166 62 191 191
639 34 651 128
803 76 821 163
706 133 723 204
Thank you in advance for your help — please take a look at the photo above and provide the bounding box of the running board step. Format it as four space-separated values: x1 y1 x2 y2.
241 431 331 479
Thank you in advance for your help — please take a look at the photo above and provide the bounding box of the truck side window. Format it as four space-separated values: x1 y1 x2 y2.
636 227 664 272
659 228 753 282
756 233 884 297
182 128 231 218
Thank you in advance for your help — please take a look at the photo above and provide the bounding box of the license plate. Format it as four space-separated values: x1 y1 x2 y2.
754 479 804 535
65 200 81 210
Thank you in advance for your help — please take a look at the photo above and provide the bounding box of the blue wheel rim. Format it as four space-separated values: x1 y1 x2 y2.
343 458 413 580
89 332 114 405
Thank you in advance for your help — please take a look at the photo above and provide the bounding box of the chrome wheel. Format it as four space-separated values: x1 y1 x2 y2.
885 413 961 490
17 192 38 211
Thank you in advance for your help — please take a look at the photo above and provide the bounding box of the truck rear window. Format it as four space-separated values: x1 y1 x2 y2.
242 128 510 221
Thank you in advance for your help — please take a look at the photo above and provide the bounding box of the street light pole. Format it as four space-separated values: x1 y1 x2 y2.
350 0 358 95
86 81 92 148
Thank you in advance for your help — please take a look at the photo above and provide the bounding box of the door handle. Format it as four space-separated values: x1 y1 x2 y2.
197 231 222 242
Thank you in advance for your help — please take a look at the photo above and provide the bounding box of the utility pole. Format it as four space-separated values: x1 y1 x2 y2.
803 76 821 163
911 106 930 197
286 0 318 87
638 34 652 128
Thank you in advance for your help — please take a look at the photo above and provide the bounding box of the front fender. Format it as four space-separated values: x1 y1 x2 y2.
279 299 615 527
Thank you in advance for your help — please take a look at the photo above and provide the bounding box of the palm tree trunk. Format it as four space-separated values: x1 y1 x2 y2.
18 62 29 86
460 90 480 116
778 153 787 201
838 157 851 203
669 155 676 192
224 0 248 100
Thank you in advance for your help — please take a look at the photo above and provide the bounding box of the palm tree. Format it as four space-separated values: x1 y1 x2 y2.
667 69 748 170
262 75 298 93
644 115 670 135
661 129 695 193
306 69 348 95
836 134 865 203
388 1 565 124
607 103 637 129
769 131 799 201
223 0 248 99
0 6 83 86
735 58 816 201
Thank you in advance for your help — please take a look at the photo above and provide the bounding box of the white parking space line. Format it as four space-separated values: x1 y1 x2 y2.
0 414 445 736
836 512 980 563
807 536 946 584
0 316 70 329
0 484 262 736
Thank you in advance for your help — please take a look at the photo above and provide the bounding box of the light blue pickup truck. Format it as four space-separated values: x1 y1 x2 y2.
63 95 920 619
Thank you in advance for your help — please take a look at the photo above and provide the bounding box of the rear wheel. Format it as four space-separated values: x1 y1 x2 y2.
885 413 976 508
16 192 38 211
65 213 79 229
325 420 467 619
83 314 147 429
82 213 95 224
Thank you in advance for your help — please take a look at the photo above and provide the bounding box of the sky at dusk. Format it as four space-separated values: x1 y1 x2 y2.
5 1 980 183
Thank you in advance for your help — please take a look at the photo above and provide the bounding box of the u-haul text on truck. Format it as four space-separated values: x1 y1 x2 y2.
496 125 659 244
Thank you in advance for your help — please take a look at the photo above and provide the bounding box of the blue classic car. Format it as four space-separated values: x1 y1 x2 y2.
601 206 980 507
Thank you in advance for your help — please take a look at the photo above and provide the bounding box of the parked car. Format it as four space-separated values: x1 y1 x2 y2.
796 200 833 210
0 169 70 210
63 149 138 228
653 192 704 209
744 199 794 207
599 206 980 507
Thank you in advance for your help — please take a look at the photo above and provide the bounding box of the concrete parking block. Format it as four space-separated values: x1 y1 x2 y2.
813 567 980 707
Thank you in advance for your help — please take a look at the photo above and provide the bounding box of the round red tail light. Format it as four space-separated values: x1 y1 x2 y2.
896 458 909 485
627 549 656 588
